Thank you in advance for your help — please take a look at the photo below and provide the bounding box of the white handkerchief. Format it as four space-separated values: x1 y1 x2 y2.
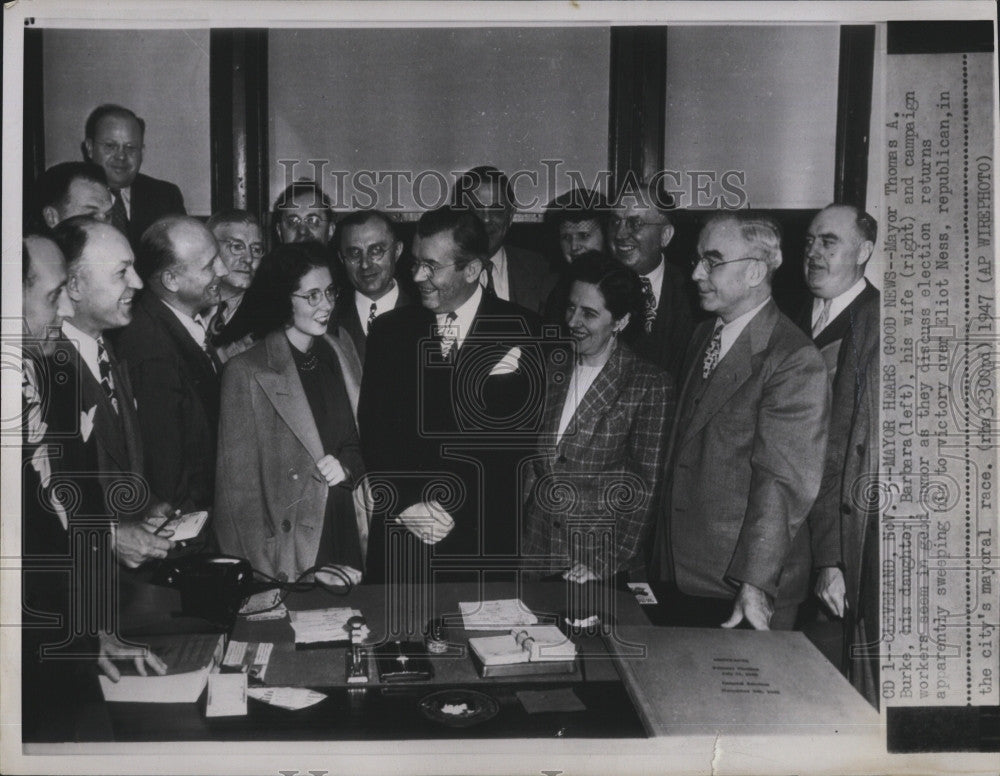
80 406 97 443
489 346 522 376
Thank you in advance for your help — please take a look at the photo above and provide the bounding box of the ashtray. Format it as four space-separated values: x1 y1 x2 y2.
418 689 499 727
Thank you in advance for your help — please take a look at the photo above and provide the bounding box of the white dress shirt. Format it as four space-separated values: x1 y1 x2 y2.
61 320 102 384
436 284 483 352
162 298 211 351
556 340 617 442
811 277 867 335
481 247 510 301
355 282 399 334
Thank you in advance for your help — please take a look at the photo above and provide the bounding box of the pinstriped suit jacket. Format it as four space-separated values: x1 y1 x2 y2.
522 343 674 578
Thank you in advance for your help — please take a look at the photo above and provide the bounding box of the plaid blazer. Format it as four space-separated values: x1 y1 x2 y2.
522 343 675 578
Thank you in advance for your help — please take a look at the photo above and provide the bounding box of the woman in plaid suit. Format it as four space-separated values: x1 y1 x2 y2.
522 251 675 583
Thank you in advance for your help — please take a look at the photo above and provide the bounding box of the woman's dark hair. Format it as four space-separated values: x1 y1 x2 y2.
215 242 335 345
567 250 643 322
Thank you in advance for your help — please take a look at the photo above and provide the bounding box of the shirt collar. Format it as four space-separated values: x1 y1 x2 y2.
162 297 210 348
61 319 101 382
437 283 483 351
355 282 399 327
813 277 867 330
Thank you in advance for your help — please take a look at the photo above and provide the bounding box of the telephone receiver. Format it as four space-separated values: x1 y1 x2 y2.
153 554 254 626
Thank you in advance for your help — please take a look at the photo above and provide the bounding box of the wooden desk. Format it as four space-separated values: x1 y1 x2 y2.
107 580 648 740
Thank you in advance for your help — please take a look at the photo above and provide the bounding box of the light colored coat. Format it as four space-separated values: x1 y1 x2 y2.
215 331 363 580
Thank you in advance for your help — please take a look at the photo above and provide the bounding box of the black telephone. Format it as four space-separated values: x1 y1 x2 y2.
153 554 254 626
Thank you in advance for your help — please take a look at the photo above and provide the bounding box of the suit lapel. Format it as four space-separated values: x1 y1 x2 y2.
680 302 777 448
255 332 324 461
144 294 217 387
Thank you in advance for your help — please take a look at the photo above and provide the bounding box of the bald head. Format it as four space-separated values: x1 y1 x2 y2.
138 216 228 316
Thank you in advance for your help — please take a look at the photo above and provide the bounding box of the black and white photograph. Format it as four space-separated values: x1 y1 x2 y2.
1 2 997 774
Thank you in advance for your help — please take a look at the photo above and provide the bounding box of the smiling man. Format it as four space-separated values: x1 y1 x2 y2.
82 104 186 246
113 216 228 514
608 182 694 381
358 206 544 582
652 212 829 632
333 209 413 363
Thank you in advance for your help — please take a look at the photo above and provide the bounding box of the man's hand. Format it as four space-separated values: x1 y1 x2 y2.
562 563 599 584
721 582 773 630
96 632 168 682
316 454 347 487
144 501 176 523
396 500 455 544
815 566 847 618
114 521 175 568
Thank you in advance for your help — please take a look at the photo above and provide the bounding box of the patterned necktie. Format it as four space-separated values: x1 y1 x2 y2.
437 312 459 360
482 261 497 297
97 337 120 414
109 188 130 235
812 298 833 337
366 302 378 334
639 276 657 334
701 321 724 379
208 300 228 339
22 356 44 444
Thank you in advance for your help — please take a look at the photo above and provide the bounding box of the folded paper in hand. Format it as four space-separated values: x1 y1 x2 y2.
145 510 209 542
397 501 454 544
489 346 522 375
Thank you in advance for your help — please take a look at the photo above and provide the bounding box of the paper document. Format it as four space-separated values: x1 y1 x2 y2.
206 672 247 717
288 607 366 644
223 640 273 681
146 510 209 542
459 598 539 630
247 687 326 710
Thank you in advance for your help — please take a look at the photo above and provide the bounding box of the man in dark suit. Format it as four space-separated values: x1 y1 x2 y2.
453 165 556 314
651 212 829 630
608 182 695 382
205 209 265 343
359 206 545 583
53 217 177 565
113 216 229 513
82 104 186 247
799 204 881 700
22 227 169 741
333 209 413 364
30 161 113 233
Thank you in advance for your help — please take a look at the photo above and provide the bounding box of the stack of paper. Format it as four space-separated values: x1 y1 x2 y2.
459 599 539 630
288 607 366 645
98 633 225 703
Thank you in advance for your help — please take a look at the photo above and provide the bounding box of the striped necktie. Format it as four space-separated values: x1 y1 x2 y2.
366 302 378 334
97 337 120 414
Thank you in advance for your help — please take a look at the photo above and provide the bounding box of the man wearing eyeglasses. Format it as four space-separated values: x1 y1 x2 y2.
651 212 829 632
271 180 337 247
608 182 694 382
113 216 228 515
205 210 265 351
82 104 186 247
333 209 414 364
359 206 546 583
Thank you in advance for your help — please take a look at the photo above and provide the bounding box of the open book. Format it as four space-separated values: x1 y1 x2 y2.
98 633 225 703
468 625 577 677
